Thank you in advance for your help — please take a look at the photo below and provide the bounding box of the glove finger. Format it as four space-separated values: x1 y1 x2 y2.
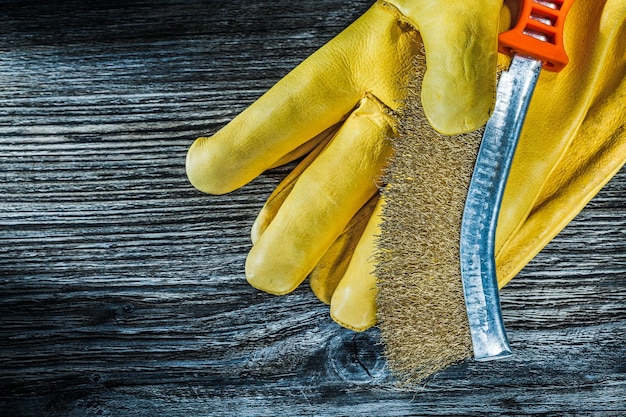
186 2 421 195
251 124 338 244
245 95 393 295
185 25 364 195
388 0 501 134
309 195 379 305
185 61 358 196
330 197 384 332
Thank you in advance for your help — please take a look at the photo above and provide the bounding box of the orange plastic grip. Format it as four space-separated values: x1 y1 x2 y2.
498 0 575 72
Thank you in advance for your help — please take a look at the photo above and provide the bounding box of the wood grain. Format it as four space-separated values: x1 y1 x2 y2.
1 1 624 415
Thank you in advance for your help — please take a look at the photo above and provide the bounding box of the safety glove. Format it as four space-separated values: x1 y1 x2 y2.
186 0 626 331
186 0 501 329
494 0 626 284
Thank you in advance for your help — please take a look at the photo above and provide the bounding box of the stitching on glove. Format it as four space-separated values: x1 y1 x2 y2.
378 0 419 34
357 91 399 136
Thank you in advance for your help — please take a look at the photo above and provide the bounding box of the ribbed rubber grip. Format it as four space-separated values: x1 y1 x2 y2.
499 0 575 72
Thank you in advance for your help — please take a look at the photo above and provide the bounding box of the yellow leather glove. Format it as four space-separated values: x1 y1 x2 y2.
186 0 502 330
186 0 626 331
495 0 626 282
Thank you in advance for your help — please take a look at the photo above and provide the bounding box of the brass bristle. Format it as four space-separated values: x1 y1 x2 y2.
376 54 484 383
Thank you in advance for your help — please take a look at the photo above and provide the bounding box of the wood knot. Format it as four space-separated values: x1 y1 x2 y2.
328 328 388 384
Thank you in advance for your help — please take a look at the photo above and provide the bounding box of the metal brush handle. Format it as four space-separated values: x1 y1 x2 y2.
460 0 575 362
460 55 542 361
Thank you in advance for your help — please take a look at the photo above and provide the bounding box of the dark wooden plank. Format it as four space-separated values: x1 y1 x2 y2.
1 0 624 415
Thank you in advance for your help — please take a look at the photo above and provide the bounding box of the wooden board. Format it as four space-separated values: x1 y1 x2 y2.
1 1 624 415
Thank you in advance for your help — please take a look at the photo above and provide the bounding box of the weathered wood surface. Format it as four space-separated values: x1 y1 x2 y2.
0 1 624 415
